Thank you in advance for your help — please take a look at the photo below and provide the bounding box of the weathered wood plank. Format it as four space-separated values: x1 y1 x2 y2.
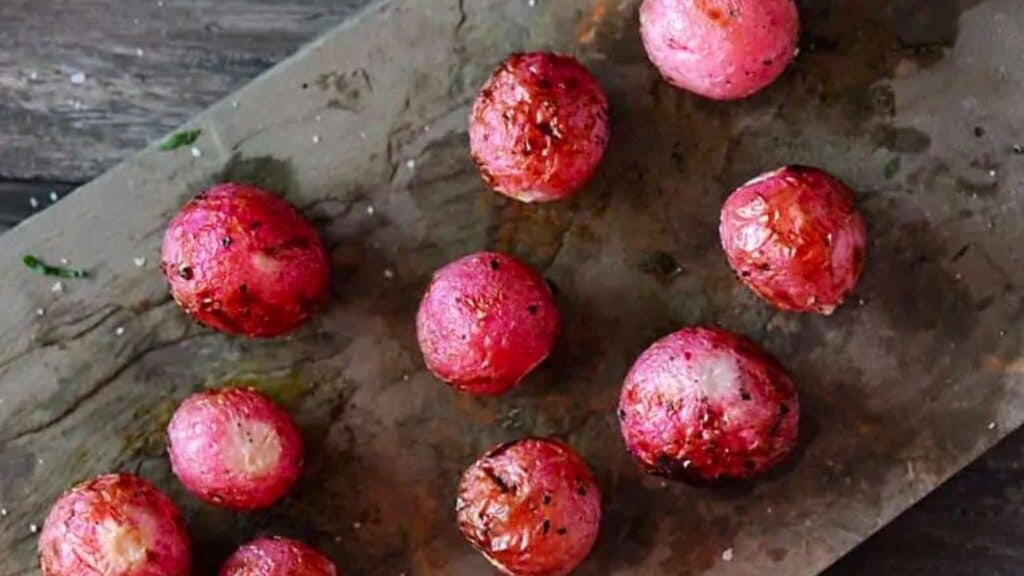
0 180 79 233
0 0 1021 575
0 0 373 182
832 425 1024 575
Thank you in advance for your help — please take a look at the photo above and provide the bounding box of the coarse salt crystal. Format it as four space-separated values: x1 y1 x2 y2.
115 326 125 336
191 146 202 158
406 159 416 170
69 72 86 84
366 205 375 216
51 281 64 294
384 268 395 279
29 523 38 534
29 197 39 209
312 135 321 143
134 257 147 267
722 548 734 562
49 191 59 203
35 308 45 317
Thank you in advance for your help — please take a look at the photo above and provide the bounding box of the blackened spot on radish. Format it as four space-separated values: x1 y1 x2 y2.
543 494 551 505
528 305 539 315
178 265 194 280
542 519 551 534
780 404 790 415
222 237 233 248
741 270 751 277
741 391 752 401
239 284 248 294
617 408 626 421
250 221 262 230
656 454 673 468
490 259 500 270
537 122 558 139
557 528 568 535
482 466 513 494
684 351 692 360
576 484 587 496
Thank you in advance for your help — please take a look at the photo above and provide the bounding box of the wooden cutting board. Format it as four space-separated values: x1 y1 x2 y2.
0 0 1021 574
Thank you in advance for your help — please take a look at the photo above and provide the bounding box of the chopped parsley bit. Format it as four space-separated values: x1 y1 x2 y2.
22 255 88 278
159 129 202 151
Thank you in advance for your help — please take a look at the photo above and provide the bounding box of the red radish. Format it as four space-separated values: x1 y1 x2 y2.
456 438 601 576
720 166 867 314
640 0 800 100
161 182 330 338
167 387 304 510
39 474 191 576
470 52 610 203
219 537 338 576
416 252 560 396
619 327 799 483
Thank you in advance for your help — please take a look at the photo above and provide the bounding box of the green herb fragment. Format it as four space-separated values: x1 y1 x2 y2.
159 129 202 151
883 156 901 180
22 255 88 278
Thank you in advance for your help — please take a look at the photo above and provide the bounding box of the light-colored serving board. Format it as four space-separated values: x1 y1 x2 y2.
0 0 1021 574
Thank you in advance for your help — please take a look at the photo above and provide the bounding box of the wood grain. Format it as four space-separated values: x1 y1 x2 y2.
0 0 372 182
0 1 1022 575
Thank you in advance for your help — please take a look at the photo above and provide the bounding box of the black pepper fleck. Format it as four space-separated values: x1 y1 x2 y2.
222 237 233 248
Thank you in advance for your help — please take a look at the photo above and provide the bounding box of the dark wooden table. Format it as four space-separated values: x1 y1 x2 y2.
1 1 1020 574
